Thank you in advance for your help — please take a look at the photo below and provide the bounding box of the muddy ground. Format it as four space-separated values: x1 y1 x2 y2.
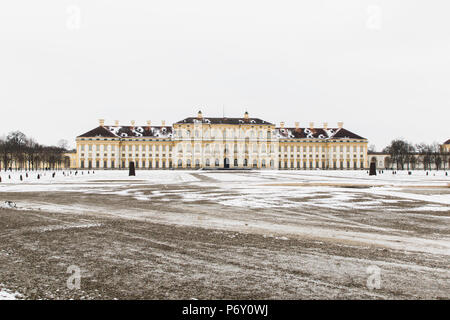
0 171 449 299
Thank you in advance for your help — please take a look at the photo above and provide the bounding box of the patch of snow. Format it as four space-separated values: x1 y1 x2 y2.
0 285 23 300
0 201 17 209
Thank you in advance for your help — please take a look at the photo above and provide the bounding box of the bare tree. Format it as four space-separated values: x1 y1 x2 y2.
431 142 442 170
0 136 12 171
385 139 413 170
0 131 67 171
57 139 70 151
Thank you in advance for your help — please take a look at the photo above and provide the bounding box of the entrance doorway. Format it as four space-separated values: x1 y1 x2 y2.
224 158 230 169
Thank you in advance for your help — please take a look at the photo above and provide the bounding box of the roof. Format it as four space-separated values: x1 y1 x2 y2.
78 126 173 139
275 127 366 140
175 117 273 125
78 123 365 141
77 126 117 138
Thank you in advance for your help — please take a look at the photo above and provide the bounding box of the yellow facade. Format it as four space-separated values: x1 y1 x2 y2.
74 112 369 170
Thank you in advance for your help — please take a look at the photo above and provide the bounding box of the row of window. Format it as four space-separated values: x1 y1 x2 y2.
79 159 365 169
79 153 170 158
80 160 171 169
174 129 272 139
279 160 365 169
80 143 366 153
280 145 366 152
80 144 173 152
79 151 365 159
280 154 365 159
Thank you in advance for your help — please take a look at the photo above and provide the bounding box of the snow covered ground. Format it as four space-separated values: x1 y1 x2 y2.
1 169 449 207
0 285 22 300
0 168 448 185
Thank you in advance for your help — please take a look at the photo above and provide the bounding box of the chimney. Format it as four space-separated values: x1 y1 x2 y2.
162 120 166 127
114 120 119 126
309 122 314 129
99 119 105 127
337 121 344 129
280 122 285 128
197 110 203 120
244 111 249 120
146 120 151 130
323 122 328 129
130 120 135 130
295 122 299 129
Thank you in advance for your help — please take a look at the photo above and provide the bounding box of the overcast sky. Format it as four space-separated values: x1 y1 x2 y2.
0 0 449 150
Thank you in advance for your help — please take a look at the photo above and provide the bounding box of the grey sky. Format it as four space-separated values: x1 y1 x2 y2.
0 0 449 150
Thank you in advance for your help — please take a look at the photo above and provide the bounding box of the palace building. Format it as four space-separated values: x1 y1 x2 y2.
74 111 369 170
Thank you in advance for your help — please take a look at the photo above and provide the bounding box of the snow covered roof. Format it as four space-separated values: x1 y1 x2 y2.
78 126 173 139
175 117 273 125
275 127 366 140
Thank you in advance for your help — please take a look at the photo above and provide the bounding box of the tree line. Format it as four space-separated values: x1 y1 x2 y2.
0 131 71 171
382 139 449 170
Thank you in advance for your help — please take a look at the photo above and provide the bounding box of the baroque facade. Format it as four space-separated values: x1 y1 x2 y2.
73 111 369 170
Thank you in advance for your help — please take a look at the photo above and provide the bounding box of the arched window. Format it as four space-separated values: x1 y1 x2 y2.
206 159 210 166
195 159 200 167
187 159 191 167
262 159 266 167
253 159 257 168
215 159 220 167
178 159 182 167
